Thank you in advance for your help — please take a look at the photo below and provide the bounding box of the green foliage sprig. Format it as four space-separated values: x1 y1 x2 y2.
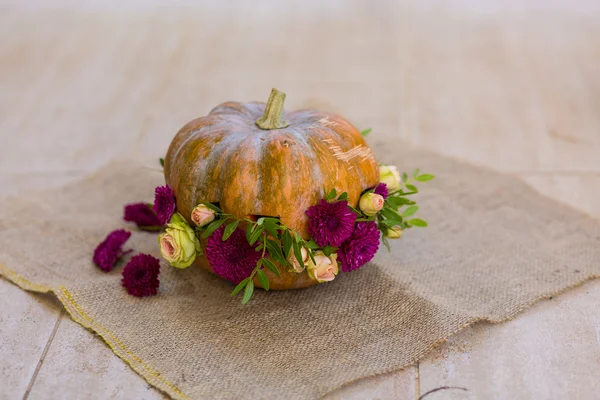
191 169 434 304
194 203 317 304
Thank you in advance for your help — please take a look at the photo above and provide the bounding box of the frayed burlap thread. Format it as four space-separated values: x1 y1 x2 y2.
1 146 599 400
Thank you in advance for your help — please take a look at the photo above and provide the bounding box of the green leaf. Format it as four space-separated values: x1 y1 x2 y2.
231 278 249 296
222 220 240 241
382 236 391 252
263 258 280 277
402 172 408 183
256 269 269 291
386 196 414 208
201 218 227 239
263 220 279 238
282 230 292 258
266 240 286 264
201 202 222 213
292 239 304 268
415 174 435 182
159 157 165 167
249 226 264 245
322 245 334 257
380 206 403 222
245 223 254 240
337 192 348 201
381 219 403 227
360 128 372 137
305 239 319 250
241 280 254 304
405 183 418 192
257 217 265 226
327 188 337 201
408 218 428 227
412 168 420 178
401 205 419 217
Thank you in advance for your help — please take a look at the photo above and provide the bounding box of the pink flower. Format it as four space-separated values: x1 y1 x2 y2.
305 199 356 247
205 226 261 284
338 221 380 272
121 253 161 297
93 230 132 272
359 192 384 216
190 204 216 227
153 185 176 225
307 251 339 282
373 183 389 199
123 203 163 230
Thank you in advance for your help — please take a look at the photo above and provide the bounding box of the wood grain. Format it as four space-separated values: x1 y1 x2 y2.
0 1 599 399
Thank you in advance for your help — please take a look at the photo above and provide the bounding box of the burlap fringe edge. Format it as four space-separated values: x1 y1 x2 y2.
2 262 598 400
0 263 191 400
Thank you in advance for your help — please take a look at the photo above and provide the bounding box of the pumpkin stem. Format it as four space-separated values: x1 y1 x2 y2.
255 88 290 130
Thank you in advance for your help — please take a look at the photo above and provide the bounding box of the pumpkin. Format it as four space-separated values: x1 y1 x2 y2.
164 89 379 289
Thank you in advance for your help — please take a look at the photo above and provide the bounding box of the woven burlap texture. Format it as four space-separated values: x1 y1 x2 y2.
1 146 599 400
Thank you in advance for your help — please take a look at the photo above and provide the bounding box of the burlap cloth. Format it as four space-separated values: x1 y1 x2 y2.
1 144 599 400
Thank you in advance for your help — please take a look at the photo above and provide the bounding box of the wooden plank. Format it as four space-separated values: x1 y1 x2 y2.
1 1 599 399
419 282 600 400
26 316 165 400
325 367 418 400
0 280 61 399
418 173 600 399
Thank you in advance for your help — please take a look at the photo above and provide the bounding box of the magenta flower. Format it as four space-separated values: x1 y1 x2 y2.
153 185 176 224
338 221 380 272
373 183 389 199
305 199 356 247
121 253 161 297
123 203 163 230
205 226 261 284
93 230 132 272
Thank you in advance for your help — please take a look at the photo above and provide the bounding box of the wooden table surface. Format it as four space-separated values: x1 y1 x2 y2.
1 1 599 399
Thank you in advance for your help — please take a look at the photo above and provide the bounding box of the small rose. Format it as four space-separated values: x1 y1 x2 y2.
359 192 384 216
379 165 401 191
191 204 216 227
158 213 202 269
288 247 309 273
307 251 339 283
385 225 403 239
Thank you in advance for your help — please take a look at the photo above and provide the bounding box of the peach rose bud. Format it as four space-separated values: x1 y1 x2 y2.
289 247 309 273
307 251 339 283
379 165 401 191
385 225 403 239
359 193 385 217
191 204 216 227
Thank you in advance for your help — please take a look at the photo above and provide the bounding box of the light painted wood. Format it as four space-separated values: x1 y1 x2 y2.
324 367 417 400
25 317 166 400
0 1 599 399
0 280 60 399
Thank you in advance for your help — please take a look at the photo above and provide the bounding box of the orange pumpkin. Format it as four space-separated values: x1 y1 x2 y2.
164 89 379 289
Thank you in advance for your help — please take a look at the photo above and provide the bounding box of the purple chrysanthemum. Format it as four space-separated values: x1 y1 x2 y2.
373 183 389 199
153 185 176 224
123 203 163 230
205 226 261 284
121 253 161 297
305 199 356 247
93 229 132 272
338 221 380 272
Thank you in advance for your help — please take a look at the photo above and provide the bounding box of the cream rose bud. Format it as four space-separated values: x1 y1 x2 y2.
379 165 401 191
191 204 216 227
288 247 309 273
359 192 384 216
158 213 202 269
307 251 339 283
386 225 403 239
